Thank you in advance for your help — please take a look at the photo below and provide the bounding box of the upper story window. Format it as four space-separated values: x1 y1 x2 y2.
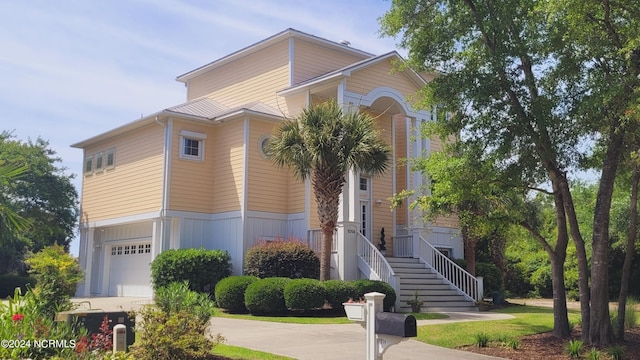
179 130 207 161
84 148 116 176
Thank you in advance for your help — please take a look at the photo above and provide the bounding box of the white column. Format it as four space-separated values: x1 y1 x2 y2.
364 292 385 360
337 221 359 280
82 227 94 297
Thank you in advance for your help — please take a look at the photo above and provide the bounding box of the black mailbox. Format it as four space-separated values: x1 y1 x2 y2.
57 310 135 347
375 312 417 338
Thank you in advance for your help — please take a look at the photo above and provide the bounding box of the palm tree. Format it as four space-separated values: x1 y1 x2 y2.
0 160 29 243
268 100 390 280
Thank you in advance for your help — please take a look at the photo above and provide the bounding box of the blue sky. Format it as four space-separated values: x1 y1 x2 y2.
0 0 401 255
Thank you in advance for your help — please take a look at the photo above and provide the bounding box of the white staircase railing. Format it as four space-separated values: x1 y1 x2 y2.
392 235 413 257
418 235 483 302
356 232 400 310
307 229 337 254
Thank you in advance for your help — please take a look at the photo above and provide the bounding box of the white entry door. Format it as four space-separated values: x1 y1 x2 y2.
359 177 371 239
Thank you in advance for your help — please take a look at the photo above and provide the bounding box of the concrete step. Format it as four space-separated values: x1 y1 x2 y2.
399 304 479 312
399 289 460 296
385 257 421 263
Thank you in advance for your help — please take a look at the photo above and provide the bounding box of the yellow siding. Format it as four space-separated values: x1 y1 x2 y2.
81 124 164 222
212 120 245 213
346 59 419 100
247 119 290 213
168 120 216 213
371 113 394 254
187 40 290 109
293 39 367 85
288 174 305 213
309 193 320 229
283 92 307 118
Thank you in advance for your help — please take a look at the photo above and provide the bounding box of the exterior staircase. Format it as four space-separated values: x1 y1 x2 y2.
386 257 478 312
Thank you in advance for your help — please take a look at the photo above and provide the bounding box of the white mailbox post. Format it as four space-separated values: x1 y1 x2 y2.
344 292 417 360
112 324 127 354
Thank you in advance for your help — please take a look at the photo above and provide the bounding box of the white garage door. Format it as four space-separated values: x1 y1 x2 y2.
108 242 152 297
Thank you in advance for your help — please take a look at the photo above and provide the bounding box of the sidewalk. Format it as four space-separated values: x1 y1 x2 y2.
73 297 509 359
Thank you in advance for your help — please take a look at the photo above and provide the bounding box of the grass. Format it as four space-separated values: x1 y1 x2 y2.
216 309 448 324
416 305 581 348
212 344 295 360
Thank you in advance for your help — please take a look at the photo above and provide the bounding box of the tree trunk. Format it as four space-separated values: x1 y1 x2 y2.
462 225 477 276
615 163 639 339
550 252 571 338
557 174 591 340
319 227 333 281
590 128 624 346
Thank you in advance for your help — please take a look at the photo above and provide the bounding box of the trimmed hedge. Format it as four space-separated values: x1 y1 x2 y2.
284 278 326 311
0 275 36 298
244 240 319 279
151 248 231 295
215 276 259 313
323 280 357 310
352 279 396 311
244 277 291 315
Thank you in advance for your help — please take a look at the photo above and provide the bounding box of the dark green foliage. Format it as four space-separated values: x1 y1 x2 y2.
154 281 216 324
476 262 503 298
0 274 35 298
504 261 533 297
214 275 259 313
284 278 326 311
352 279 396 311
323 279 357 310
244 277 291 315
150 248 231 295
244 240 320 279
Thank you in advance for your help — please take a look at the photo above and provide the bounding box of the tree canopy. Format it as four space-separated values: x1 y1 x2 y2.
0 131 78 274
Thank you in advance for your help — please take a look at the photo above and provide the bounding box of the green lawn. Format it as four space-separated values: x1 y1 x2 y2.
212 344 295 360
216 309 448 324
416 305 581 348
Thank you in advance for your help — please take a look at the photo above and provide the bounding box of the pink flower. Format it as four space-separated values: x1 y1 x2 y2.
11 313 24 322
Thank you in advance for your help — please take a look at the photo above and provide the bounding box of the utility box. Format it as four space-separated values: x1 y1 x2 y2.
375 313 417 338
56 310 135 347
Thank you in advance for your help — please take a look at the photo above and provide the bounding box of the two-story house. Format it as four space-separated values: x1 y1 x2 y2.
73 29 481 311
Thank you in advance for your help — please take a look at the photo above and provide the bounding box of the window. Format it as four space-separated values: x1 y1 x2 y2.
84 155 94 174
95 152 104 171
359 177 368 191
436 247 452 258
144 244 151 253
111 246 116 256
116 246 123 255
179 130 206 161
124 245 130 255
138 244 144 254
257 135 271 159
105 148 115 169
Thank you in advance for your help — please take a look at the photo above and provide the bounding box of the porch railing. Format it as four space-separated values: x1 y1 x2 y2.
306 229 337 254
418 235 483 302
392 235 413 257
357 232 400 310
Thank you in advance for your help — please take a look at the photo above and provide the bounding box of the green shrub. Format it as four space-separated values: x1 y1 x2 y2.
504 261 533 297
476 262 503 298
323 280 357 310
244 277 291 315
129 307 223 360
284 278 326 311
154 281 216 324
151 248 231 295
215 276 259 313
607 345 624 360
566 339 583 358
0 275 36 298
244 240 320 279
473 332 490 347
352 279 396 311
24 244 83 319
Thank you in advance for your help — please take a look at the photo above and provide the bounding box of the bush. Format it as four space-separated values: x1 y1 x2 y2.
244 239 320 279
151 248 231 295
504 261 533 297
352 279 396 311
24 244 83 319
0 275 36 298
215 276 259 313
476 262 503 298
154 282 216 324
284 278 326 311
130 307 222 360
244 277 291 315
323 280 358 310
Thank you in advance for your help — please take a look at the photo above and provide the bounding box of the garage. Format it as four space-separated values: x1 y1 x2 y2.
107 241 153 297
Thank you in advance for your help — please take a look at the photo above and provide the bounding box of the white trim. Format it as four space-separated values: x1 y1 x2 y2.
391 115 396 237
289 37 295 86
82 228 94 297
343 87 427 119
178 130 207 139
246 210 305 221
80 211 160 228
178 132 205 161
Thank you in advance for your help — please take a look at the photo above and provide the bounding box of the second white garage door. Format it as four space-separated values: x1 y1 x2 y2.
108 241 152 297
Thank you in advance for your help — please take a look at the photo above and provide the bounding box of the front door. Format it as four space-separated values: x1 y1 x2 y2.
359 177 371 238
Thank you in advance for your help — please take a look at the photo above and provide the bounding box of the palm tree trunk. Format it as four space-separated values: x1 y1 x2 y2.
320 227 333 281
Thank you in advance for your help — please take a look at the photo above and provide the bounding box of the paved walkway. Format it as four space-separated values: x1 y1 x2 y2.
72 297 509 359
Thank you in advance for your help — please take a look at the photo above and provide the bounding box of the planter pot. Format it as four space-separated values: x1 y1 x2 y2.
409 304 422 313
343 303 366 321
